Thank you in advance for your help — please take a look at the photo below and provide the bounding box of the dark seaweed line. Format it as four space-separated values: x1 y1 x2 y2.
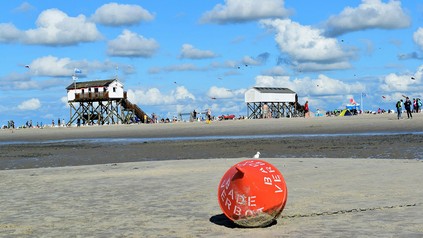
281 202 420 219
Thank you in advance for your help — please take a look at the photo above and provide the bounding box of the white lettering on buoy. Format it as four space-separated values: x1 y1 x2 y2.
272 174 281 182
248 196 256 207
266 166 275 173
274 184 284 193
264 177 273 185
260 167 268 173
261 165 284 193
236 194 246 205
233 205 242 216
228 189 234 200
245 207 264 217
221 178 230 190
220 189 226 201
225 198 232 210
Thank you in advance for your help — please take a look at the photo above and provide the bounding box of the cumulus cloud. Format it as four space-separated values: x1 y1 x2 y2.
324 0 410 37
200 0 290 24
255 74 365 97
127 86 195 105
23 9 102 46
0 23 22 43
413 28 423 51
22 56 133 79
92 3 154 26
29 56 74 76
107 30 159 57
261 19 353 72
180 44 217 59
207 86 245 99
18 98 41 110
0 9 101 45
379 65 423 92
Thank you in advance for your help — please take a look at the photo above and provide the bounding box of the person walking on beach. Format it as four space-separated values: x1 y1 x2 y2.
206 108 212 124
415 98 421 113
404 97 413 119
263 103 269 119
304 101 309 118
413 98 417 113
396 100 403 119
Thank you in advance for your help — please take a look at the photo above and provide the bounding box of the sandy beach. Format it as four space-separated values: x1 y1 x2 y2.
1 158 422 237
1 113 422 237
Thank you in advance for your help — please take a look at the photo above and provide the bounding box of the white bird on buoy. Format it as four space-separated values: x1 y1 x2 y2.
253 151 260 159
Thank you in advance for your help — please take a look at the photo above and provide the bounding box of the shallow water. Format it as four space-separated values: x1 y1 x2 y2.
1 131 423 145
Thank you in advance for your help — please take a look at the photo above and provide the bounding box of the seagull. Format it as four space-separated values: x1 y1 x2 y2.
253 151 260 159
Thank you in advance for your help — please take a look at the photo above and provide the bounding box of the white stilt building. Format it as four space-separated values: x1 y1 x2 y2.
244 87 303 119
66 79 150 125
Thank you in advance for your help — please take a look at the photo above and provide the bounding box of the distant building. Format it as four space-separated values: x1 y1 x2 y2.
66 78 150 125
66 79 124 102
244 87 301 119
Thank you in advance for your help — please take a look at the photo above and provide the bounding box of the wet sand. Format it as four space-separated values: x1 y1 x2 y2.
0 113 422 170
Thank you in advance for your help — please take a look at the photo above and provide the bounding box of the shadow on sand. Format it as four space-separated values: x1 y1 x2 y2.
209 213 277 228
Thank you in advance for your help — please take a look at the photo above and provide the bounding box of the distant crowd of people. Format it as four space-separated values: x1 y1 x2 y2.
396 97 421 119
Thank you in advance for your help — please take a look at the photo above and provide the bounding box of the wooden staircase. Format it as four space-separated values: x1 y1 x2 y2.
122 98 151 123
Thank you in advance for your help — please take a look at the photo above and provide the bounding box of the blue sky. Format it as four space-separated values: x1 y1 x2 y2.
1 0 423 126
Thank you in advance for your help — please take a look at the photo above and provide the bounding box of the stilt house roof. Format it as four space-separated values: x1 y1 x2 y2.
66 79 117 90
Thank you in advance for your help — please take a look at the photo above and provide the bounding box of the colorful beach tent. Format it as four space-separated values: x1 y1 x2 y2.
339 109 354 116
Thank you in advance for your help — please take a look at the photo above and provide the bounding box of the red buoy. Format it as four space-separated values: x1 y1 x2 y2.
218 159 288 227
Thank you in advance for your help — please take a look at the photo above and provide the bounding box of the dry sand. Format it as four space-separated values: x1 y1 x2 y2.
1 113 422 143
0 113 422 237
1 158 422 237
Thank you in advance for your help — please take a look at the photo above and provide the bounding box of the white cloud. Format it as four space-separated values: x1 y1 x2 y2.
200 0 290 24
18 98 41 110
255 74 365 96
180 44 217 59
24 56 134 78
29 56 73 76
380 65 423 92
127 86 195 105
107 30 159 57
261 19 353 72
241 56 262 66
61 96 70 108
23 9 102 46
207 86 246 100
14 2 36 13
207 86 234 99
0 23 22 43
92 3 154 26
174 86 196 100
413 28 423 51
262 66 286 76
325 0 410 36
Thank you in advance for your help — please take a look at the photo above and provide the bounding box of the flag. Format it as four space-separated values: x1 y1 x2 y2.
74 68 82 74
